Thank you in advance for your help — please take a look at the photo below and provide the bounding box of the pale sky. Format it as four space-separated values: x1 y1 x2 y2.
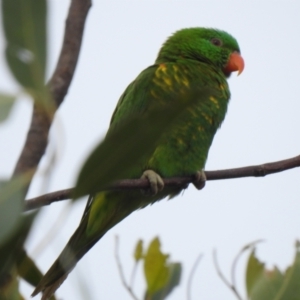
1 1 300 299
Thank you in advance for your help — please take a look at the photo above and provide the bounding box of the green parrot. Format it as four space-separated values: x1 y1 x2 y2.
32 27 244 299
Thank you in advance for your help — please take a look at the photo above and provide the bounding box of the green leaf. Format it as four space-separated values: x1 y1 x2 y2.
0 93 17 123
74 87 212 198
150 263 182 300
0 266 23 300
0 212 36 276
144 237 170 295
246 249 284 300
245 247 299 300
16 249 43 288
0 177 28 245
274 241 300 300
15 249 57 298
2 0 48 100
246 249 265 296
134 239 144 262
0 213 37 300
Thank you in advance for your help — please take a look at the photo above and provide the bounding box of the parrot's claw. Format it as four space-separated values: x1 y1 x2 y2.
193 170 206 190
141 170 164 195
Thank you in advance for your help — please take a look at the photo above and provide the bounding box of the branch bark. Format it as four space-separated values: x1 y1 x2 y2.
24 154 300 211
13 0 92 195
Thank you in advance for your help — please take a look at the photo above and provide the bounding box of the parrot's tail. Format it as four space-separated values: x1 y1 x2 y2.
31 184 167 300
31 221 102 300
31 191 142 300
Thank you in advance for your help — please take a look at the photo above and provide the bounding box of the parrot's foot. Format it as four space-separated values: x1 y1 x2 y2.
141 170 164 195
193 170 206 190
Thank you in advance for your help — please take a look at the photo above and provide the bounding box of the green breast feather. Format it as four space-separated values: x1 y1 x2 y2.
110 60 230 177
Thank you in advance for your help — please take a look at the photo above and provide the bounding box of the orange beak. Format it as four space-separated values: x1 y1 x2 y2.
224 52 244 76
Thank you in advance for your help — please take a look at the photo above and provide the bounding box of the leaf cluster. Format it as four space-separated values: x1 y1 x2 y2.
116 236 181 300
246 242 300 300
0 0 51 298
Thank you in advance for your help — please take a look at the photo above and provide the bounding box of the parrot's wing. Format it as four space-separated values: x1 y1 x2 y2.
109 65 158 126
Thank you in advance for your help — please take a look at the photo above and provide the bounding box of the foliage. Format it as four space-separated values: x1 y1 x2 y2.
0 0 48 297
246 241 300 300
2 0 49 104
116 236 182 300
0 93 16 123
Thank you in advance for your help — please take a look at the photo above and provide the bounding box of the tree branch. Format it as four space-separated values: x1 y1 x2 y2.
48 0 92 108
24 154 300 211
205 154 300 180
114 236 140 300
13 0 92 196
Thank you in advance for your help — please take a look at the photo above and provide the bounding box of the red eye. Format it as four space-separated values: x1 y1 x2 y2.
211 38 222 47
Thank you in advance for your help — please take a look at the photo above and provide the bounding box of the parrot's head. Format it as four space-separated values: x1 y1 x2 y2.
156 27 244 77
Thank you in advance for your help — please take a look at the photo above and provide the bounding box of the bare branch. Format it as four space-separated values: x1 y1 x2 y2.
213 240 264 300
187 253 203 300
213 250 243 300
205 154 300 180
114 236 140 300
230 240 264 291
49 0 92 107
24 188 73 211
13 0 92 196
24 154 300 211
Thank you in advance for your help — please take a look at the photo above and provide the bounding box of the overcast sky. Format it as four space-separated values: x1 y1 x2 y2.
1 1 300 299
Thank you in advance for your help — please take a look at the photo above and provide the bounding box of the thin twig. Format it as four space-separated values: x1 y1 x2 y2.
230 240 264 292
31 203 72 257
24 154 300 211
231 250 245 294
213 240 264 300
13 0 92 195
213 249 243 300
114 236 140 300
24 188 74 211
187 253 203 300
130 261 139 292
